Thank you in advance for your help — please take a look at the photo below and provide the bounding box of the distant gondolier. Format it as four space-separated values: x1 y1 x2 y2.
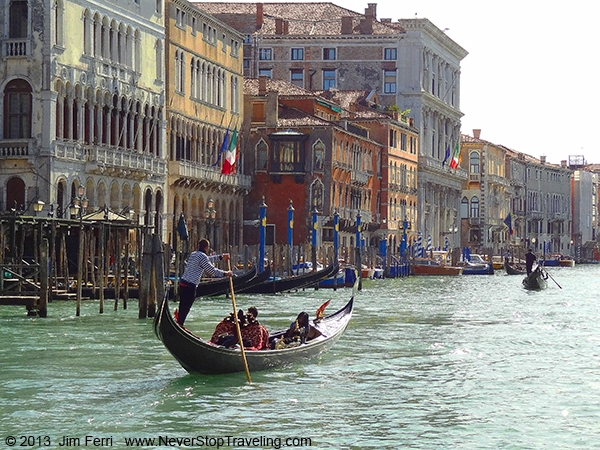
525 248 537 275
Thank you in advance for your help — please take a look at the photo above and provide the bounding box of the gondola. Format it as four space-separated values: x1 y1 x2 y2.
522 265 548 290
504 260 526 275
239 262 339 294
154 278 355 374
195 265 257 297
208 265 272 296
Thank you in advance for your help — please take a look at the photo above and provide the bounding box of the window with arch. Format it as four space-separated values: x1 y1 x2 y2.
469 151 480 174
470 196 479 218
460 196 469 218
256 139 268 171
313 140 325 171
4 79 32 139
10 0 28 38
310 178 324 212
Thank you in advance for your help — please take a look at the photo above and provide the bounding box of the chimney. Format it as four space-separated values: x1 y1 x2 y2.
473 129 481 139
561 160 567 168
256 3 264 29
341 16 353 34
258 75 267 96
360 17 373 34
366 3 377 20
275 18 284 34
540 155 546 164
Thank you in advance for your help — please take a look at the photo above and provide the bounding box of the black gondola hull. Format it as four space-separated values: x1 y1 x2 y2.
154 286 354 374
239 263 339 294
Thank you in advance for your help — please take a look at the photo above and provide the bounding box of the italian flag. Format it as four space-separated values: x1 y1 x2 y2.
222 128 238 175
449 143 461 169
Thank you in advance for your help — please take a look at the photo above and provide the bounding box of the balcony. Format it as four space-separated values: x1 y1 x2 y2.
3 38 29 57
351 170 369 186
0 139 32 157
52 141 168 180
169 160 251 191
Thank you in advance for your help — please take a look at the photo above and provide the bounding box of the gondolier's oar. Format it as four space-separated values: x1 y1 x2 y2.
544 268 562 289
228 259 252 383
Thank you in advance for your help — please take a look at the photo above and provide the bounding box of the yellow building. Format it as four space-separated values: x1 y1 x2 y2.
165 0 250 251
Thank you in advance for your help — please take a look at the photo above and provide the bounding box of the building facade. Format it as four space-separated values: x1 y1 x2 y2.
195 1 467 249
242 77 383 260
396 18 467 250
166 0 250 251
460 130 511 254
1 0 168 231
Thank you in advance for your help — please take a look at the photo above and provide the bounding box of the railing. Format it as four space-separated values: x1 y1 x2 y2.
3 38 29 57
169 160 251 190
0 139 32 157
350 170 369 185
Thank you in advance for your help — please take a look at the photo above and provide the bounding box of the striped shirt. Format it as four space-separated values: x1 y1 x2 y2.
181 250 227 286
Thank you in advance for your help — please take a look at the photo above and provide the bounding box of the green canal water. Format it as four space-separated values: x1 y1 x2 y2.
1 266 600 449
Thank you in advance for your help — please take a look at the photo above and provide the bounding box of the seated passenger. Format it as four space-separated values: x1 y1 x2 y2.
240 306 269 350
210 310 248 347
273 311 321 349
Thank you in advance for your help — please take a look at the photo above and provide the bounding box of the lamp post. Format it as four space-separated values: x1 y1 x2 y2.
33 199 45 216
205 198 216 248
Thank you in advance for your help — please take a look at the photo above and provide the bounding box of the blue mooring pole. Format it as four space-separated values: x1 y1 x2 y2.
287 200 294 248
259 197 267 273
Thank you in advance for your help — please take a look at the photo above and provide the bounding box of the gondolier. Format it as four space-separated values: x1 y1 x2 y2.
525 248 536 275
177 239 233 327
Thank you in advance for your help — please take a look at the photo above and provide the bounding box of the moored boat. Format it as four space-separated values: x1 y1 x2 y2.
411 258 463 275
559 257 575 267
240 262 339 294
457 254 494 275
154 281 355 374
318 267 346 289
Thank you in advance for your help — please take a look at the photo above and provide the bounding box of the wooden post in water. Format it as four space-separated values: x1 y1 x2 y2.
76 221 84 317
113 229 121 311
138 233 153 318
39 237 49 318
99 222 105 313
149 233 163 317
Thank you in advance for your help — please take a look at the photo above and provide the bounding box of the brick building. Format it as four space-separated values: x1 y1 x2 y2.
243 77 383 258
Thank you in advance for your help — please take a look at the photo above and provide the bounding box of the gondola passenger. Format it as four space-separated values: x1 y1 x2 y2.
273 311 321 349
241 306 270 350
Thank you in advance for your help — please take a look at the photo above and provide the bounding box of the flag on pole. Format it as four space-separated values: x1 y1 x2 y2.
504 213 513 235
212 128 230 167
177 213 189 240
221 128 238 175
442 146 451 167
449 143 461 169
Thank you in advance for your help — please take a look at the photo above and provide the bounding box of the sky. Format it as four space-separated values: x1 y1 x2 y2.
352 0 599 165
232 0 598 165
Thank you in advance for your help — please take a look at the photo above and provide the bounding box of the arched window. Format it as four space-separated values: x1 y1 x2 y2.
9 0 28 38
3 79 32 139
470 196 479 218
469 151 480 174
256 139 268 171
310 178 324 212
460 196 469 218
313 140 325 171
6 177 25 212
